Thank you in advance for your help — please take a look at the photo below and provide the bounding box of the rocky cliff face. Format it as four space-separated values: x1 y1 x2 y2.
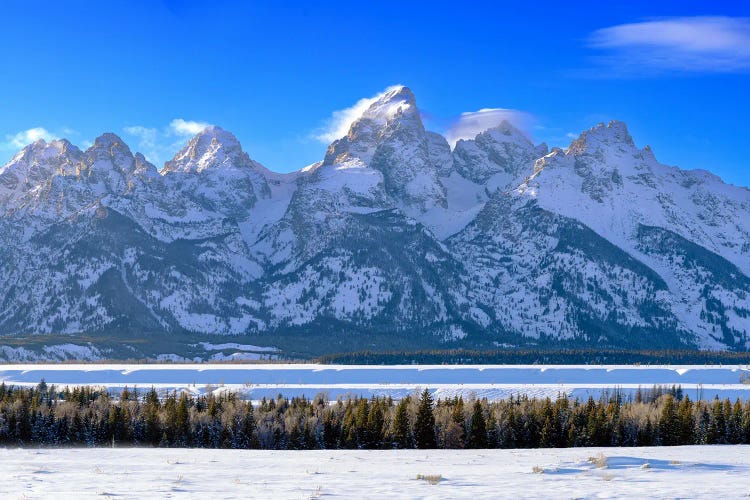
1 86 748 355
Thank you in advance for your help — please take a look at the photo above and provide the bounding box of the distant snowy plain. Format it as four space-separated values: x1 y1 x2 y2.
2 446 749 498
2 364 750 401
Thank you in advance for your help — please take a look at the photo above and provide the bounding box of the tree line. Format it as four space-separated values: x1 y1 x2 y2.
1 381 750 449
317 348 750 365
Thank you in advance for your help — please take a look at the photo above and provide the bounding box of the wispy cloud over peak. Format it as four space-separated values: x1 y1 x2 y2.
169 119 212 136
123 119 213 166
1 127 58 151
588 16 750 75
443 108 533 147
312 85 406 144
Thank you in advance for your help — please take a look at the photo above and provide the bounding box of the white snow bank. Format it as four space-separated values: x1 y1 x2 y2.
0 446 748 498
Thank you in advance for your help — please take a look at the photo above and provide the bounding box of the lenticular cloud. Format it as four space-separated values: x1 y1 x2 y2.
588 16 750 74
443 108 532 147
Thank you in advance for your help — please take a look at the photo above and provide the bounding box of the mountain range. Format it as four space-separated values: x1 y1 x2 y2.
1 85 749 360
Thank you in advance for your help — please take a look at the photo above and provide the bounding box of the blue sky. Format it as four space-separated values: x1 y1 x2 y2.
1 1 749 186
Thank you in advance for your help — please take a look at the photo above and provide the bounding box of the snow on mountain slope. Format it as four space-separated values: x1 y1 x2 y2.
503 121 750 348
158 126 272 221
319 86 540 239
453 120 548 187
248 88 476 335
0 88 748 354
0 129 275 335
0 139 83 211
421 121 548 239
450 194 686 347
0 134 149 224
445 120 749 349
528 121 750 276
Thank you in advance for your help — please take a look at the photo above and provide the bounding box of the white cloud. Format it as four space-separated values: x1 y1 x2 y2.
123 119 212 166
1 127 58 150
312 85 405 143
588 16 750 74
170 118 211 136
123 126 158 148
443 108 533 147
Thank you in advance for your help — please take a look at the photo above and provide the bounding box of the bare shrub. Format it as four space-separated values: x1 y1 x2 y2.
416 474 443 485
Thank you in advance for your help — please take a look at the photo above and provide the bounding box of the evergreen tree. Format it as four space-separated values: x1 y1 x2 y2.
365 401 385 449
450 397 466 448
447 397 466 448
322 410 340 449
742 402 750 444
354 398 369 448
287 424 303 450
107 406 125 444
658 395 679 446
144 388 161 446
467 400 488 448
503 405 519 448
175 392 191 446
392 398 412 449
639 418 655 446
729 399 743 444
238 403 259 448
1 380 747 451
709 398 726 444
414 389 436 449
695 404 711 444
677 396 695 445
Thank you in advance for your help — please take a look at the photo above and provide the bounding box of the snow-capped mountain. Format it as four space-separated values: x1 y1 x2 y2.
0 85 748 357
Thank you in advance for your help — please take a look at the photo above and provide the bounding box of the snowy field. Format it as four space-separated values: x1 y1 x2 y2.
1 364 750 401
2 446 749 498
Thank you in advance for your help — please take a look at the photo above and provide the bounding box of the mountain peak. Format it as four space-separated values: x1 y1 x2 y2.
452 119 548 184
568 120 636 155
49 138 76 152
489 119 524 135
7 137 80 166
0 137 84 201
323 85 424 166
360 85 418 125
193 125 241 145
480 120 539 148
91 132 130 151
162 126 253 174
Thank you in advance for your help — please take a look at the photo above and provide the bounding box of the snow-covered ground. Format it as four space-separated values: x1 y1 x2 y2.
2 446 749 498
1 364 749 401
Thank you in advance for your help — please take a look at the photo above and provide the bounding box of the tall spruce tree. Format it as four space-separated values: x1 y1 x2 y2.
322 410 340 449
658 395 679 446
392 398 412 449
677 396 695 445
366 401 385 449
467 400 488 448
447 396 466 448
414 389 436 449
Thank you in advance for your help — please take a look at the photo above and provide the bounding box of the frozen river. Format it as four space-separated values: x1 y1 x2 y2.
1 364 750 401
